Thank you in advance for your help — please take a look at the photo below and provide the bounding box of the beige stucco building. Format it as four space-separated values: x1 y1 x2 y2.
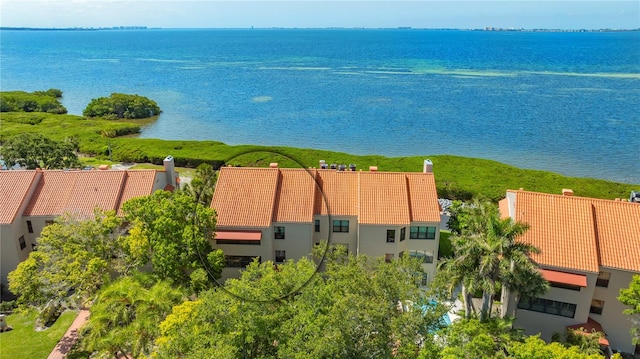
0 156 178 288
210 161 442 283
500 189 640 355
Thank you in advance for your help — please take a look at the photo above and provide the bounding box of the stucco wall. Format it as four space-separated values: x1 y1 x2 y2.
593 268 637 353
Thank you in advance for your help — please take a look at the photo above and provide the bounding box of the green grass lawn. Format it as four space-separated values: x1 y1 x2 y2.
0 310 78 359
438 230 453 259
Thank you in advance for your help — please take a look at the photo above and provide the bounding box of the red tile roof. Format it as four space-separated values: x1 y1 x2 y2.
273 169 316 223
212 167 440 227
506 190 640 273
0 170 38 224
211 167 279 227
567 318 610 346
20 170 158 218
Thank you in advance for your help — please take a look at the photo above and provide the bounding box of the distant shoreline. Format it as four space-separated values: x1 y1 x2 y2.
1 26 638 32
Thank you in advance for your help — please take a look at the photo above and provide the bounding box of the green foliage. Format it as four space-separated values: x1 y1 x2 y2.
182 162 217 206
80 273 186 358
619 274 640 344
0 89 66 113
508 335 603 359
154 253 440 359
435 201 547 321
1 110 636 200
122 190 223 283
8 211 127 309
83 92 161 119
0 133 81 169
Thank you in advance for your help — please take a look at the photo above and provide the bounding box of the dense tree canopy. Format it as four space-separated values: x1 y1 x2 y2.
122 190 224 286
83 93 161 119
0 89 66 114
619 274 640 344
80 273 186 358
182 163 217 206
0 133 81 169
8 210 126 309
153 249 442 359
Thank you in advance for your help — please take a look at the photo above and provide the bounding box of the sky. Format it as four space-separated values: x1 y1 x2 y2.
0 1 638 30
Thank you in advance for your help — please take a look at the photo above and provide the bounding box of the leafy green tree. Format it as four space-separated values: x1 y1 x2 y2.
0 133 81 169
182 163 217 206
83 93 161 119
80 273 186 358
509 335 603 359
122 190 224 285
619 274 640 344
154 251 442 359
8 210 126 309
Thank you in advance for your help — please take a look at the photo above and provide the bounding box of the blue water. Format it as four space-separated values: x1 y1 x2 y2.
1 29 639 183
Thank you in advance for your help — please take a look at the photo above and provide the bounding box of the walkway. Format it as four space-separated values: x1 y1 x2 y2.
47 310 89 359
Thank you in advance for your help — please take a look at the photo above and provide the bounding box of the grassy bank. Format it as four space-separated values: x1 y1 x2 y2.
1 111 637 201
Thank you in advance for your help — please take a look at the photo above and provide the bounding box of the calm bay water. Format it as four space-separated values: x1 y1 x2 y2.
1 29 639 183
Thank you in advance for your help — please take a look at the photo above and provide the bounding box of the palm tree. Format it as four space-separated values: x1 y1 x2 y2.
442 200 547 322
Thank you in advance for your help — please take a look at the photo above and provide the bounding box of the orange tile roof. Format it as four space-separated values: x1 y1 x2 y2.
506 190 640 273
212 167 441 227
20 170 158 218
25 171 126 217
314 170 358 216
211 167 279 227
273 169 316 223
117 170 158 215
406 173 440 223
0 170 38 224
567 318 610 346
359 172 410 224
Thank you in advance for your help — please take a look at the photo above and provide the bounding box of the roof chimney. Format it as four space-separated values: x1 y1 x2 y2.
98 164 109 170
369 166 378 172
562 189 574 196
163 155 177 188
423 159 433 173
269 163 278 168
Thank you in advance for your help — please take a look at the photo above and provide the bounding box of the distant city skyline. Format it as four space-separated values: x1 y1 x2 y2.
1 1 638 30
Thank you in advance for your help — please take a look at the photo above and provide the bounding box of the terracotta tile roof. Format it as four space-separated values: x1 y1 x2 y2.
212 167 441 227
359 172 410 224
567 318 610 346
314 170 358 216
0 170 38 224
117 170 158 215
211 167 279 227
273 169 316 223
25 171 126 217
506 190 640 273
406 173 440 223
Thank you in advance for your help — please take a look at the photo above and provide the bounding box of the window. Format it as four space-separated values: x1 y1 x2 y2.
408 250 434 264
19 236 26 250
596 271 610 287
400 227 406 241
275 250 286 263
409 226 436 239
274 226 285 240
386 230 395 243
517 297 576 318
314 220 320 233
549 282 581 291
27 220 33 233
225 255 260 268
590 299 604 315
385 253 394 263
332 220 349 233
421 273 429 286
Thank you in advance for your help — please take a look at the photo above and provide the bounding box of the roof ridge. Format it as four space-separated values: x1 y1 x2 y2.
509 189 638 205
